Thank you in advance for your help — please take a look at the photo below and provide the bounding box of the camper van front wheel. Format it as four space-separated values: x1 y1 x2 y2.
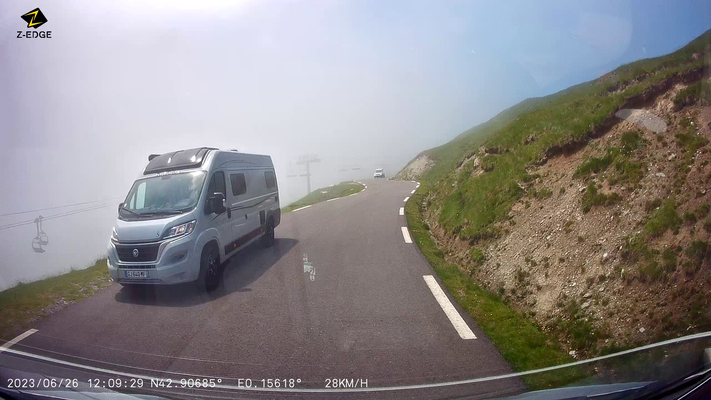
197 244 221 291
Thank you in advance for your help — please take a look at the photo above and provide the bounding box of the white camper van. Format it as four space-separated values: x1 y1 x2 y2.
107 147 281 291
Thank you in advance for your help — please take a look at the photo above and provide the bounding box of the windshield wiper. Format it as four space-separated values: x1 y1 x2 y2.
120 204 140 217
149 210 187 215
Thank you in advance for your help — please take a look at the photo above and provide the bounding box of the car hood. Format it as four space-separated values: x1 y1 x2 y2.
114 212 196 242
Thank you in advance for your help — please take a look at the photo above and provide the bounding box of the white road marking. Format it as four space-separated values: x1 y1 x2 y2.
411 189 416 194
291 205 312 212
0 329 37 354
401 227 412 243
423 276 477 340
416 181 420 185
399 207 404 216
327 198 339 202
403 197 409 202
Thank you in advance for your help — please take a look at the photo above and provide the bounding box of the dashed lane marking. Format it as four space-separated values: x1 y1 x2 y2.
401 227 412 243
423 276 477 340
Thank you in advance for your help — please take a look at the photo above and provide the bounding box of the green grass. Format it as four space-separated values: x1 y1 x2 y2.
621 235 654 264
639 260 664 282
405 191 584 390
581 183 622 213
620 130 644 155
621 198 686 279
574 142 644 187
661 248 678 272
556 300 609 351
696 204 710 219
644 199 682 237
532 187 553 199
574 153 615 179
281 181 364 213
609 159 645 187
684 240 709 270
675 130 709 154
0 259 111 341
469 248 486 266
674 79 711 108
683 211 698 224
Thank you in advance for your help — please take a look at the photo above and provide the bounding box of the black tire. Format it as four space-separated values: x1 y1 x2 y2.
197 244 221 291
262 218 275 247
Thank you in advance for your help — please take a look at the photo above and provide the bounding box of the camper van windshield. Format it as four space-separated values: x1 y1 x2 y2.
120 171 206 219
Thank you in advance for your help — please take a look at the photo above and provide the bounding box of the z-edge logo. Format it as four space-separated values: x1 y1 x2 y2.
21 8 48 29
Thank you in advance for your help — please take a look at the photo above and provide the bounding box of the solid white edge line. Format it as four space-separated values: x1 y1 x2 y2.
399 207 404 216
401 227 413 243
0 329 38 353
403 196 409 202
423 276 477 340
291 205 311 212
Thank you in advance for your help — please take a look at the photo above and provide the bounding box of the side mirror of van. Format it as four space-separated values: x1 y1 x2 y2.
117 203 123 214
209 193 230 218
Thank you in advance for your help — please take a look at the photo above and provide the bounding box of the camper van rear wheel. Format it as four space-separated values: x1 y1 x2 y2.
197 244 220 291
262 219 275 247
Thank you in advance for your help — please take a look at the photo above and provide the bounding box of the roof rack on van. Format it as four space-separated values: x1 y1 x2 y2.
144 147 218 175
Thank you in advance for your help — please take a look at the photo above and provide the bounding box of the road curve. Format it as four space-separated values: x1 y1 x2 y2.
0 179 523 399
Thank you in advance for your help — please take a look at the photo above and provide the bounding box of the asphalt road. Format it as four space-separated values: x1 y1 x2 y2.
0 179 523 399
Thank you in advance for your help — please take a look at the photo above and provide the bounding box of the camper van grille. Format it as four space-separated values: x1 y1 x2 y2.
115 243 161 262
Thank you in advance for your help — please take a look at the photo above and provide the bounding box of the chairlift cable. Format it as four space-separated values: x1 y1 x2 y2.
0 202 120 231
0 196 124 217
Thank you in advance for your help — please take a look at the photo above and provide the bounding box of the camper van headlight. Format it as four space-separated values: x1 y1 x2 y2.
163 220 196 240
111 227 119 242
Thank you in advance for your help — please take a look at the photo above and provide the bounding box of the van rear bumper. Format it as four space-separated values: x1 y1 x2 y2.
107 235 199 285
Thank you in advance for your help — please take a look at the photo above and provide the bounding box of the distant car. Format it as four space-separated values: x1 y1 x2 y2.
373 168 385 178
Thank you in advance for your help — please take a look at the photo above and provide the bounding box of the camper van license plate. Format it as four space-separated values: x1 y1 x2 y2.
125 271 149 279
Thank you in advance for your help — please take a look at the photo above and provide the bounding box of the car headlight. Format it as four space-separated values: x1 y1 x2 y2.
111 227 119 242
163 220 196 240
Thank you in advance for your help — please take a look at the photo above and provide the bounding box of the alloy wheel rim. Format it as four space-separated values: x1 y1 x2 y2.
207 253 217 278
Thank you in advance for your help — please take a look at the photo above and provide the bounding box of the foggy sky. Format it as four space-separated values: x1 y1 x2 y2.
1 0 710 288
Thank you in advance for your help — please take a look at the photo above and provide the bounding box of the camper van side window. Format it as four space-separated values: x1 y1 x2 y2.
230 173 247 196
265 171 276 189
208 171 226 196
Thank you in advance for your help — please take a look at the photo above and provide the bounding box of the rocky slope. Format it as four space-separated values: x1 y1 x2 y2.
400 30 711 357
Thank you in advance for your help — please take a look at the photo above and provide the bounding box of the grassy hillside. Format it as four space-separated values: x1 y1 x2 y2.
400 28 711 375
413 29 709 241
282 181 364 213
0 259 111 341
